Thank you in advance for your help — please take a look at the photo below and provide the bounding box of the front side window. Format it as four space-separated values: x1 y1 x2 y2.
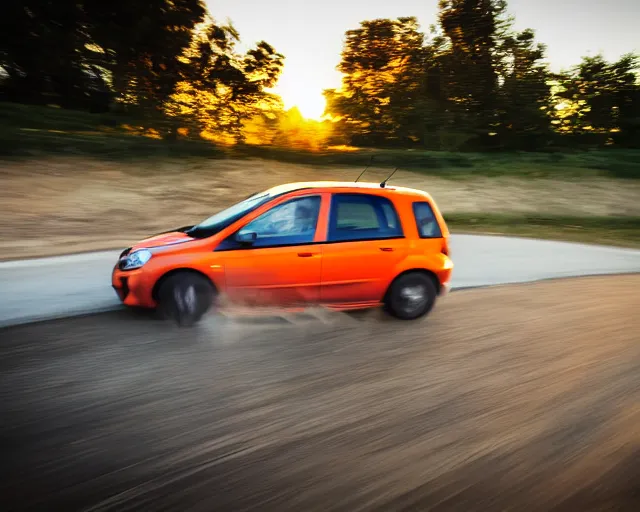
413 201 443 238
218 196 321 250
328 193 403 242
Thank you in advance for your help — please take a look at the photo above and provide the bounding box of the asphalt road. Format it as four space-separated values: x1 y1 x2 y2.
1 234 640 327
1 277 639 512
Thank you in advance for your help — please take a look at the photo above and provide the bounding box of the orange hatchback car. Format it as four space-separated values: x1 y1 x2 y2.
112 181 453 326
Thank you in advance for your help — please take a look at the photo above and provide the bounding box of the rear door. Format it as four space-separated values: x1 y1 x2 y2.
320 193 408 306
217 194 326 306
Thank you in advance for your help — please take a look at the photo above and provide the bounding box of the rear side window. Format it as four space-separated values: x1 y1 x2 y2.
329 193 403 242
413 202 443 238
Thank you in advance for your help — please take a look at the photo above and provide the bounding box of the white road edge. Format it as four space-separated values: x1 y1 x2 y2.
1 234 640 328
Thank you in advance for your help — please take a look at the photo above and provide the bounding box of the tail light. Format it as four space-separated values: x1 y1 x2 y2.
441 237 450 257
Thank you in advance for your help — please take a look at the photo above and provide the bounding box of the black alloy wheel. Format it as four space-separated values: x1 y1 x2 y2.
157 272 215 327
385 272 437 320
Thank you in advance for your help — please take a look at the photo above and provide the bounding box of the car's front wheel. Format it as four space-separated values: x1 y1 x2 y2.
385 272 437 320
157 272 215 327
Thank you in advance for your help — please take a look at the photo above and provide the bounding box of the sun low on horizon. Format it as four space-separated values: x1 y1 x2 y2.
271 79 331 121
291 96 327 121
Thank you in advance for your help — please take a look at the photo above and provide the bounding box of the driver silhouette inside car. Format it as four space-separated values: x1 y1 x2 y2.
291 202 315 233
248 200 317 243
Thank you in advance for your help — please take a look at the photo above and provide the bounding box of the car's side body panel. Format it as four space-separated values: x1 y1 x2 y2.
319 237 409 305
219 244 323 305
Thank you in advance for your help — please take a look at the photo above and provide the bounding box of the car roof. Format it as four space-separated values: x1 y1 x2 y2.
265 181 432 200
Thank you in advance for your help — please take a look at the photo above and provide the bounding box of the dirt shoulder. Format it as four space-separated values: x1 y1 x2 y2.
1 156 639 260
1 276 639 511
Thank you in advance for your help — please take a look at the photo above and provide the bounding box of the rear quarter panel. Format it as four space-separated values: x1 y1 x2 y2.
386 191 453 290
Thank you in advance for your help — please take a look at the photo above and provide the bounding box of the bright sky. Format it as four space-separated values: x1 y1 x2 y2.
206 0 639 119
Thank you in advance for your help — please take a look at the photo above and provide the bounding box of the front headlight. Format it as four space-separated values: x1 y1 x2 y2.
120 249 152 270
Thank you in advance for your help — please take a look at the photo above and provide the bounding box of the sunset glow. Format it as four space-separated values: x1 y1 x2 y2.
206 0 638 123
291 94 327 121
272 82 328 120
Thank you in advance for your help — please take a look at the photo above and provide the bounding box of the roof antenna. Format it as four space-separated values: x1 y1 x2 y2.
380 167 398 188
355 155 374 183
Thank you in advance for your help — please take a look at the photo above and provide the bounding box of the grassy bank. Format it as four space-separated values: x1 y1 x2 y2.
0 102 227 159
239 145 640 180
1 102 639 179
0 154 638 259
446 214 640 248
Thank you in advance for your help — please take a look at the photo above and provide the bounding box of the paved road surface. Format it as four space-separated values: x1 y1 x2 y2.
1 277 639 511
1 234 640 327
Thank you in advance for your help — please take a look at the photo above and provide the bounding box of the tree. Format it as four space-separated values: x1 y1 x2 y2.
83 0 208 117
165 20 284 141
0 0 105 108
616 57 640 148
325 2 554 151
555 53 640 146
0 0 208 114
496 29 553 149
437 0 508 148
323 17 426 147
0 1 284 142
413 29 473 150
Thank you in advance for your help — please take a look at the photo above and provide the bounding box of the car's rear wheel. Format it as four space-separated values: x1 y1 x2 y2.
157 272 215 327
385 272 437 320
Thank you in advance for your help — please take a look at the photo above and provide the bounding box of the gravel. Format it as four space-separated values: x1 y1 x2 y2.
1 275 639 512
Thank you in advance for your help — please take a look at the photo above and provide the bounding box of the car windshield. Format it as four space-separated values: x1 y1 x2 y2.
187 191 273 238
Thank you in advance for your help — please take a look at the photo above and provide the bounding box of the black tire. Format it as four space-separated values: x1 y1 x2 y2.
157 272 215 327
385 272 437 320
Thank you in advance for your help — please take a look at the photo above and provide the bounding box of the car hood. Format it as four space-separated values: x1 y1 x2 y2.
131 230 195 251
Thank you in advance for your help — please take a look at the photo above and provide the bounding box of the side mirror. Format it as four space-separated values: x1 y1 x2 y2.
236 231 257 244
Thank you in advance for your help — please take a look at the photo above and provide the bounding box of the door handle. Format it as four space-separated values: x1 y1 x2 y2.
379 247 394 252
298 252 316 258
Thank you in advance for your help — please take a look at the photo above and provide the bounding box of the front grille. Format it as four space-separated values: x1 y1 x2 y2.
120 277 130 299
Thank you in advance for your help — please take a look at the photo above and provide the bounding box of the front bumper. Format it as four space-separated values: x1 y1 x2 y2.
439 281 451 297
112 276 130 301
111 267 155 308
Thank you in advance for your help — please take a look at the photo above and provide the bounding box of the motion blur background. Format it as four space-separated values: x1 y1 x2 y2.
0 1 639 510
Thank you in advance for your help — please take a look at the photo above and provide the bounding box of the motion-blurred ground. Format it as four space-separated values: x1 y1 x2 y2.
2 157 640 260
1 276 639 511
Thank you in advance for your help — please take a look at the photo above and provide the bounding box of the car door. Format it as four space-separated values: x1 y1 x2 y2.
216 194 325 306
320 193 409 306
